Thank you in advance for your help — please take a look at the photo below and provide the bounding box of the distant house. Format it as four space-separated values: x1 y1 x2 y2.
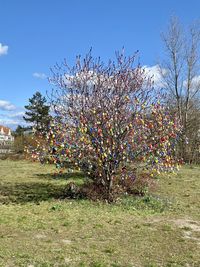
0 125 14 142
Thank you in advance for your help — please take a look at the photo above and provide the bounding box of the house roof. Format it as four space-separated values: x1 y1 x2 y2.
0 125 11 135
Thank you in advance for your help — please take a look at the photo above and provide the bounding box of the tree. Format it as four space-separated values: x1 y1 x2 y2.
159 17 200 161
12 125 26 153
13 125 26 137
30 50 181 201
23 91 51 134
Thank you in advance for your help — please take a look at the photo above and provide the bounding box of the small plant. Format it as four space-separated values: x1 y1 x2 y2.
49 204 63 211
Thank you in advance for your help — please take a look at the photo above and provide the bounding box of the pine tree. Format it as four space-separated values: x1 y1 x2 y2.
13 125 26 137
23 91 51 134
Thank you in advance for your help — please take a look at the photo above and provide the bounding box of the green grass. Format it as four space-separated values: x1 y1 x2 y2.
0 160 200 267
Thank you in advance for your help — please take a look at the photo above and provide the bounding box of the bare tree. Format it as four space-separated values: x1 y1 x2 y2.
160 17 200 161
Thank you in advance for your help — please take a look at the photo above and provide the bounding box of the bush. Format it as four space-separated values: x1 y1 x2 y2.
119 172 156 196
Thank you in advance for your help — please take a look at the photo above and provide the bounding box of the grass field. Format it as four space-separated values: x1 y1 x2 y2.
0 160 200 267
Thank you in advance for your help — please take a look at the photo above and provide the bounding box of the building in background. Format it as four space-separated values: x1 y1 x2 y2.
0 125 14 142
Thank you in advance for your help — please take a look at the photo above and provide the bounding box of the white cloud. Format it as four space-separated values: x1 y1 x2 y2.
6 111 25 119
0 118 20 125
191 75 200 85
33 72 47 79
144 65 167 88
183 75 200 92
144 66 200 94
0 43 8 56
0 110 25 129
0 100 16 111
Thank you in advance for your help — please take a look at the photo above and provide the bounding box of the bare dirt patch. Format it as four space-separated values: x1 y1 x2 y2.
172 218 200 244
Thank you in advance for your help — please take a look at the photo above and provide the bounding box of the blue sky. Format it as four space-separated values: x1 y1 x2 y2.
0 0 200 128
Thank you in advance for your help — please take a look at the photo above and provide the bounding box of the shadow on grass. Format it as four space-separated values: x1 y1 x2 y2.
35 171 86 181
0 169 89 204
0 181 67 204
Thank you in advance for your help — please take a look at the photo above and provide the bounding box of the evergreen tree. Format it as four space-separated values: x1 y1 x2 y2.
13 125 26 137
23 91 51 134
